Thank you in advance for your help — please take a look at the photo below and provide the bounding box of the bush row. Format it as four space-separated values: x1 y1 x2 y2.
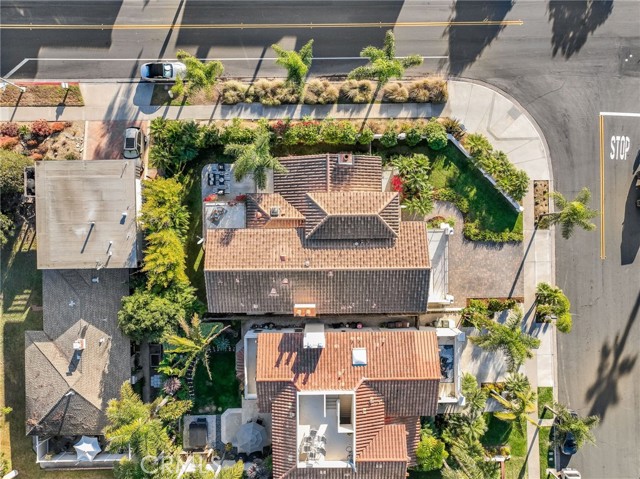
216 76 448 106
463 133 529 202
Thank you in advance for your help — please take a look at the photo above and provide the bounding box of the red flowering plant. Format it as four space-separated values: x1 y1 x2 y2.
391 175 405 198
204 193 218 202
235 194 247 202
270 119 290 137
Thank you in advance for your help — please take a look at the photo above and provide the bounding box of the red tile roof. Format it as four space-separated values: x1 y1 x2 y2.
205 222 428 271
256 330 440 479
304 192 400 240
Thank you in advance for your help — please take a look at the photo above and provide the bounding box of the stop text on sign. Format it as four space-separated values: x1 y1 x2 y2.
610 135 631 160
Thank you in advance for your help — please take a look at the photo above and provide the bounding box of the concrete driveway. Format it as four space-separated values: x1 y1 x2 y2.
84 120 148 160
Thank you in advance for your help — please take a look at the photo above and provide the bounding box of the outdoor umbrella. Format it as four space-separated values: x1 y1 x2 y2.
235 422 268 453
73 436 101 462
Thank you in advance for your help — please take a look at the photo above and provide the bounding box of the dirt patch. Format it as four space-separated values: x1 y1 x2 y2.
85 120 148 160
534 180 549 225
0 120 85 160
0 83 84 107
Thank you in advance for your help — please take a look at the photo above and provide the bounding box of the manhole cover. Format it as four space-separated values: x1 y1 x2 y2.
620 46 640 77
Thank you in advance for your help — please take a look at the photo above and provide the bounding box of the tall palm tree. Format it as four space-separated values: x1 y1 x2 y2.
470 308 541 373
163 315 228 380
348 30 423 86
548 402 600 450
224 128 287 190
491 389 538 426
540 187 598 239
271 40 314 89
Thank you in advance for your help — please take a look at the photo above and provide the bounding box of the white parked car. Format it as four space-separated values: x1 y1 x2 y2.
140 62 186 82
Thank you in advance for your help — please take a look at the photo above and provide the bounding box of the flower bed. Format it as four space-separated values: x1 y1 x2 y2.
151 76 448 107
0 83 84 107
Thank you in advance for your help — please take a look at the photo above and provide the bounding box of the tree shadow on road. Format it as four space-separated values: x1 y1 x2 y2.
443 0 515 76
547 0 614 59
584 290 639 420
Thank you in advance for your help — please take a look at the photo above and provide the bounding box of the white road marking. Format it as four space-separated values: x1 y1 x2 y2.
600 112 640 118
4 55 448 77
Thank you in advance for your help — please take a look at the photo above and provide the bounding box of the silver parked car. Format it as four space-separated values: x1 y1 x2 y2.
123 127 147 160
140 62 186 82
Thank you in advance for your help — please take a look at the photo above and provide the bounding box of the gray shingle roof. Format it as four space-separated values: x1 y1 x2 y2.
25 269 130 436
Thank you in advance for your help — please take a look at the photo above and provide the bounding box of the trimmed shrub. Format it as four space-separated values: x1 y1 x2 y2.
405 127 422 146
463 221 522 242
434 188 469 214
357 126 375 145
303 79 339 105
30 153 44 161
220 81 247 105
0 123 19 137
556 312 572 333
321 120 358 145
382 82 409 103
423 119 447 151
220 118 256 144
31 119 51 138
380 129 398 148
283 120 322 145
339 80 374 104
442 117 464 140
472 147 530 201
269 119 290 137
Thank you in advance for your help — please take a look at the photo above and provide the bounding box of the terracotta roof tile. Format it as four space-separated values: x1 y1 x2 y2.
359 424 408 462
387 417 421 466
246 193 304 229
256 330 440 390
205 222 427 271
273 154 382 214
304 192 400 240
354 383 386 457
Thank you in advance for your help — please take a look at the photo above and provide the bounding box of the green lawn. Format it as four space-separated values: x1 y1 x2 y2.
182 161 208 304
428 145 523 236
0 224 111 479
192 352 241 414
537 387 554 419
482 414 528 479
539 426 552 477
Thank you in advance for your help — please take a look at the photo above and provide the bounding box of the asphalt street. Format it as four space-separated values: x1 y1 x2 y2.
2 0 640 477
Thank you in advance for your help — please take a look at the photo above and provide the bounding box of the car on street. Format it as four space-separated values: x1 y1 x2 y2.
123 126 147 160
554 412 579 456
140 61 186 82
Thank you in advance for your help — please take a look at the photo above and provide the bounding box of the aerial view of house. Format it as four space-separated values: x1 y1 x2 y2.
2 4 629 478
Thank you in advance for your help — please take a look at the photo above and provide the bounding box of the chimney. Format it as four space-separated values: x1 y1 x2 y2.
73 339 86 351
303 323 325 349
270 206 281 217
337 153 354 166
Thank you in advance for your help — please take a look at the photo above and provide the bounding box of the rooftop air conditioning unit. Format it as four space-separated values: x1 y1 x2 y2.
337 153 353 166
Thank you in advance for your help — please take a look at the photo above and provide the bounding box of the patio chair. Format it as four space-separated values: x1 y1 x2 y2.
218 163 226 171
208 173 215 186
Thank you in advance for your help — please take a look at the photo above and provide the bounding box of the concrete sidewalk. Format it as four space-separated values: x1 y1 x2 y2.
0 78 557 478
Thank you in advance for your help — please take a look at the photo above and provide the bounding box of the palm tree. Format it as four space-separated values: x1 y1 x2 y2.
171 50 224 97
348 30 423 87
470 308 541 373
271 40 314 89
539 187 598 239
504 372 531 396
163 314 228 380
224 128 287 190
491 389 538 427
547 402 600 450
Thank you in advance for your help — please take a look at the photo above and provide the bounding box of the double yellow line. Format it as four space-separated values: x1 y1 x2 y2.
2 20 524 30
